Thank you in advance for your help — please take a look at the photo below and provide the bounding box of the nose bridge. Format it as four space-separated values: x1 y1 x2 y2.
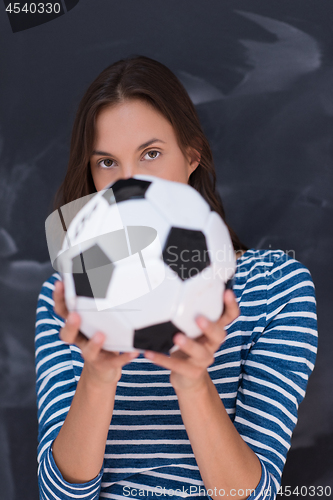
122 160 141 179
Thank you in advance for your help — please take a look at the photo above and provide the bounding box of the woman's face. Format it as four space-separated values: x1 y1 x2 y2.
90 99 200 192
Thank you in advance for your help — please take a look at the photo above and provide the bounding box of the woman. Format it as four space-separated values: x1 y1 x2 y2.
35 55 317 500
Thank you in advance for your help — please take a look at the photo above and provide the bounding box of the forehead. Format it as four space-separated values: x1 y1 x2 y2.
95 100 173 139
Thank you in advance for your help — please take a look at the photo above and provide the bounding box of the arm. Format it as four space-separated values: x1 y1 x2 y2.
231 257 317 497
145 291 261 500
51 363 117 484
144 256 317 500
35 275 138 498
36 275 103 499
173 371 262 499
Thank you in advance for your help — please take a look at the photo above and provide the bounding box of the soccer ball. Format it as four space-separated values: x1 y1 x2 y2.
55 174 236 353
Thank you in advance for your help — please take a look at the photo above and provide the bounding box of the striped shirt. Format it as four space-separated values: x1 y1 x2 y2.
35 249 318 500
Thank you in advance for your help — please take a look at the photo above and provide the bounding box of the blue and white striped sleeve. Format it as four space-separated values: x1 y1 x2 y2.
35 273 103 500
233 255 318 500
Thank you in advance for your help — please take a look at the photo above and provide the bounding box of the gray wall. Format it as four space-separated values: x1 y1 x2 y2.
0 1 332 498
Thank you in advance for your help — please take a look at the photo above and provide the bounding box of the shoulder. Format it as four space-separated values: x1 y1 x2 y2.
236 249 316 320
265 250 315 293
36 271 64 322
236 248 314 286
235 248 316 314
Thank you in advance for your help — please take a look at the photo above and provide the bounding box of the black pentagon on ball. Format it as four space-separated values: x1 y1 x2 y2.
102 178 152 205
72 244 115 299
134 321 180 353
162 227 210 281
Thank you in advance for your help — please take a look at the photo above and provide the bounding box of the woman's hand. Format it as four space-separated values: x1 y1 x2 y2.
53 280 139 386
144 289 240 392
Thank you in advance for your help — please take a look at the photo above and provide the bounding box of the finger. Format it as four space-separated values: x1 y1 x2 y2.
112 350 140 367
60 312 86 347
220 289 240 326
193 291 239 346
74 330 91 350
172 333 215 367
144 350 203 378
80 331 106 362
195 315 227 349
81 336 139 365
53 280 68 319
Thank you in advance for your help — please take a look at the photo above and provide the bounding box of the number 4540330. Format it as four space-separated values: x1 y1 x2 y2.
277 485 331 496
5 3 61 14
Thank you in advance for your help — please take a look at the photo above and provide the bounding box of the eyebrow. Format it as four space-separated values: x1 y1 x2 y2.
91 138 166 156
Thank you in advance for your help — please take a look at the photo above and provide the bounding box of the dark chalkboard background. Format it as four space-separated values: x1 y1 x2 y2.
0 1 332 499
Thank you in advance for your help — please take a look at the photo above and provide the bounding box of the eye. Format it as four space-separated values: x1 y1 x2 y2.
143 150 160 160
98 158 115 169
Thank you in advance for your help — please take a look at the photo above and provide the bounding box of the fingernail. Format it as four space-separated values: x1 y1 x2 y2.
92 332 104 344
197 316 208 329
67 314 76 325
174 333 186 345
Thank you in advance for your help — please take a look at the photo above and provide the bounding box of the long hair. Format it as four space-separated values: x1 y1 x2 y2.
52 55 247 252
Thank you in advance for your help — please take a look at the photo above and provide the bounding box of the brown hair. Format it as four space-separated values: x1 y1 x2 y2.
52 55 247 252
